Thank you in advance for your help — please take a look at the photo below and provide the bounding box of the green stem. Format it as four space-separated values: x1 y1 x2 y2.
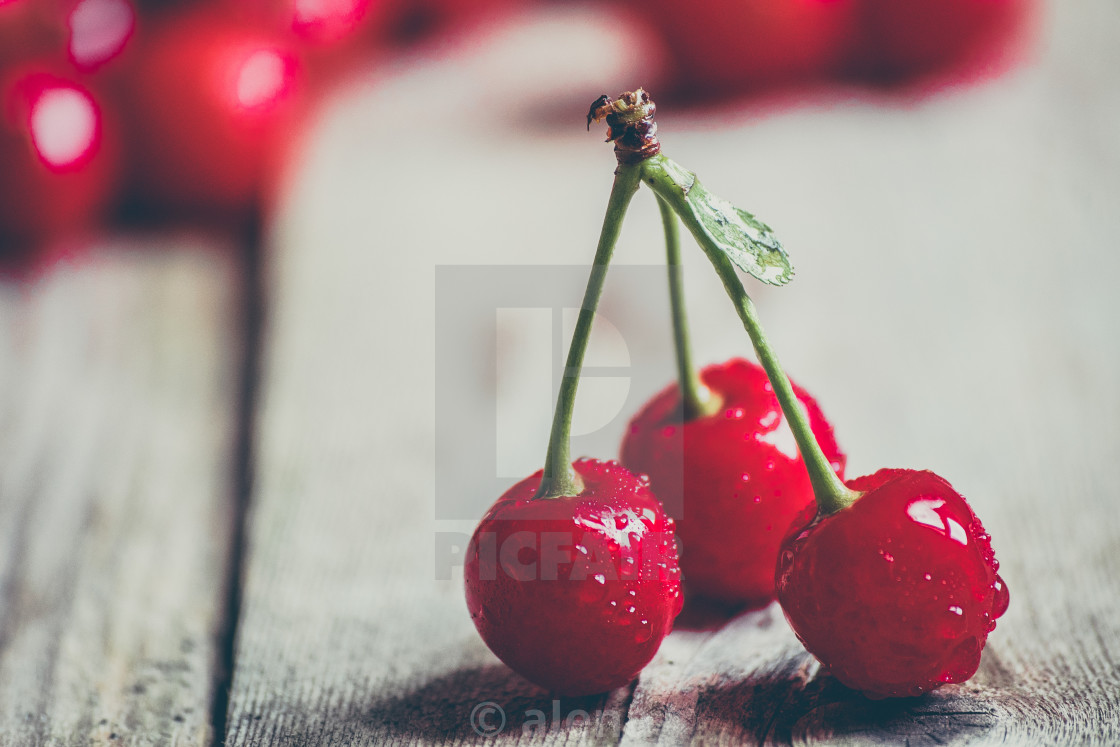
657 195 717 421
706 250 859 515
535 164 642 499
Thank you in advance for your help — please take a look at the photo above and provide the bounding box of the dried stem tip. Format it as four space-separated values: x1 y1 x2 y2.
586 88 660 164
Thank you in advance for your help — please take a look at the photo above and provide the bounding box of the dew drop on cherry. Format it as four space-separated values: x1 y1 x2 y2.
991 575 1010 618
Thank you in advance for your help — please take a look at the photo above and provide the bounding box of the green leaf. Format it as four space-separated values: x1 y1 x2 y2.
640 154 793 286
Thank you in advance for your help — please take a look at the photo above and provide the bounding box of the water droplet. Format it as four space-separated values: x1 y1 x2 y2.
726 407 745 419
594 574 606 585
948 605 963 616
764 460 775 471
923 573 932 581
992 575 1010 618
614 515 629 530
626 605 636 614
752 495 761 504
879 550 895 563
740 473 751 482
628 589 637 597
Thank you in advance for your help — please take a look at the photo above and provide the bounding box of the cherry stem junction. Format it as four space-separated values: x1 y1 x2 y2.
657 195 717 421
535 164 642 499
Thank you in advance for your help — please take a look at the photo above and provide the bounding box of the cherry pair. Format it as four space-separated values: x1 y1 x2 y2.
464 90 1008 700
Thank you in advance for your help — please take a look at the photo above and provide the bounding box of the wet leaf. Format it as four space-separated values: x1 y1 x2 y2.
640 154 793 286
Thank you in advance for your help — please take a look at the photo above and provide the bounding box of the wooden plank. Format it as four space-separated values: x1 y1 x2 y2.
227 1 1120 744
0 240 241 745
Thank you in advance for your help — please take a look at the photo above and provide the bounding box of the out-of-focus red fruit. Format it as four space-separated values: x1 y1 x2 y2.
379 0 522 45
287 0 376 44
848 0 1035 85
240 0 386 79
0 68 119 256
628 0 857 95
121 7 305 219
0 0 63 67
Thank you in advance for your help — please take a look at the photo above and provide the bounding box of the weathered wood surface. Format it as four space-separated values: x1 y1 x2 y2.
0 242 241 745
224 1 1120 745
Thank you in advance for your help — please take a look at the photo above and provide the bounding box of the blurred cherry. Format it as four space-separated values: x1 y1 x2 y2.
379 0 522 45
847 0 1035 86
627 0 857 96
0 67 120 260
120 6 306 221
0 0 64 67
239 0 385 76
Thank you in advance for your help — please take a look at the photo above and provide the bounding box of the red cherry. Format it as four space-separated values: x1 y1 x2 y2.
238 0 386 76
848 0 1035 85
630 0 858 95
464 458 683 695
1 0 61 69
1 67 119 257
776 468 1008 698
379 0 520 44
621 358 845 608
120 7 305 219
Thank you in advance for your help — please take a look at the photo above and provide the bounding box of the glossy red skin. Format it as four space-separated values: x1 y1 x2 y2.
0 0 61 68
0 67 120 257
120 8 305 219
849 0 1034 84
621 359 845 607
776 468 1009 699
464 458 683 696
632 0 858 93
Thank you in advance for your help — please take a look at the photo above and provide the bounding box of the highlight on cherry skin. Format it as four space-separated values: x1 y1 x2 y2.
776 468 1009 699
464 458 683 696
0 68 118 252
621 357 845 608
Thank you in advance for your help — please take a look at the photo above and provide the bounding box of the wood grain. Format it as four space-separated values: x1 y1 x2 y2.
225 1 1120 745
0 241 241 746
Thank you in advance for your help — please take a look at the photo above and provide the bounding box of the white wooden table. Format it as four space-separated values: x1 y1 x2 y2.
2 1 1119 743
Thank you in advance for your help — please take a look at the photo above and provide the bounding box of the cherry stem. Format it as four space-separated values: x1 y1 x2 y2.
535 164 642 499
704 249 859 515
657 195 717 421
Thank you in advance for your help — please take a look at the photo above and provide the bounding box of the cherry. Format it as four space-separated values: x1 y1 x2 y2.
464 458 683 695
0 0 61 68
465 104 680 695
621 358 844 607
378 0 520 45
777 468 1008 698
119 6 305 220
0 66 120 258
623 87 1009 697
238 0 386 81
847 0 1035 85
628 0 857 95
